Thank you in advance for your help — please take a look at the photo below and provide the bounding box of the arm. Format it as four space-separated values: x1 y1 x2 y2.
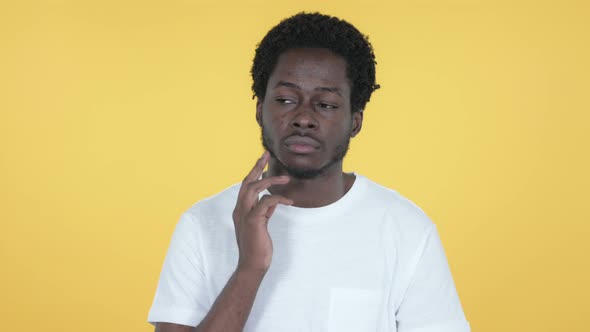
396 225 470 332
156 269 264 332
154 152 292 332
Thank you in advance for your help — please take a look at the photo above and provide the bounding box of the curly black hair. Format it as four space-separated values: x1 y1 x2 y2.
251 12 380 113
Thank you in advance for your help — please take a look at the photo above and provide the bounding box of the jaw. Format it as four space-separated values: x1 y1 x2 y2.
263 137 349 181
269 153 342 180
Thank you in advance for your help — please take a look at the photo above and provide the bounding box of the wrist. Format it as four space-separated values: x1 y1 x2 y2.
235 264 268 281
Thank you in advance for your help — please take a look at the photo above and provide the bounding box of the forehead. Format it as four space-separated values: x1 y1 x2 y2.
267 48 350 93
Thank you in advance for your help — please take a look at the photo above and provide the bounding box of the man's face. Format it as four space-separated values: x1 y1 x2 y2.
257 48 363 179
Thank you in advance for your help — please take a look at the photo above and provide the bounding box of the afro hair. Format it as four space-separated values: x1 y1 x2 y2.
251 12 380 113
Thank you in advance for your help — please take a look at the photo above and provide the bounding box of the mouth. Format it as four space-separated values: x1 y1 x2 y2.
283 135 320 154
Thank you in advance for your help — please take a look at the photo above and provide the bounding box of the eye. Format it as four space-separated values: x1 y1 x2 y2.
275 98 295 105
316 102 337 110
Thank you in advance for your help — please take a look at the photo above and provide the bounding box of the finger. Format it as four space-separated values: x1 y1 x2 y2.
238 150 268 204
242 151 269 186
245 174 288 195
265 205 277 220
250 194 293 221
250 176 290 195
237 151 269 200
241 176 290 211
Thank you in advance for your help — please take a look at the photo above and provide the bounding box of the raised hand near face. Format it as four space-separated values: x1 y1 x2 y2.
232 151 293 274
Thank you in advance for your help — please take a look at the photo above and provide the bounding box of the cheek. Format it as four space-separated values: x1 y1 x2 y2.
260 108 272 129
263 112 288 132
335 118 354 136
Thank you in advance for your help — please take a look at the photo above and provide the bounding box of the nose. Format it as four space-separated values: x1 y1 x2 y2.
290 103 318 130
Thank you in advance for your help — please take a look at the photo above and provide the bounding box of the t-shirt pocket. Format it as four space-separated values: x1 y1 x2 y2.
328 287 382 332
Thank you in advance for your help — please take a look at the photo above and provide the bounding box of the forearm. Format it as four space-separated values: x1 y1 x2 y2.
156 153 285 332
195 268 266 332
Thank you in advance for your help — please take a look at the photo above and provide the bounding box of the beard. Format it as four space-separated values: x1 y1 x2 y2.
261 123 351 180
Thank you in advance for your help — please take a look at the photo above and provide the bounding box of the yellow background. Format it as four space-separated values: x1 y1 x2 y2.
1 0 588 331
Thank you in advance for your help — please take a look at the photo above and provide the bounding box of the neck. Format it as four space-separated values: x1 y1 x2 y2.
264 159 354 208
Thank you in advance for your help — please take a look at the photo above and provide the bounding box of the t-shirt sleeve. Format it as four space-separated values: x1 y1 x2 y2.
396 224 471 332
147 211 210 327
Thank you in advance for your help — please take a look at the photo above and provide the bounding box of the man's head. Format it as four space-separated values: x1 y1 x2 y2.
251 12 379 114
252 13 379 179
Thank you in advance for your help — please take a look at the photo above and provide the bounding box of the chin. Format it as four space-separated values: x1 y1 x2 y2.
261 129 344 178
282 155 340 179
284 165 325 180
280 150 322 166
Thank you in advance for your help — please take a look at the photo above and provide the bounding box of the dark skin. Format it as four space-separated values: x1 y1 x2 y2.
259 48 363 208
156 48 363 332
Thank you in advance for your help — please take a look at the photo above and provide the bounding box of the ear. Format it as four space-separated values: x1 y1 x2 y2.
350 111 364 137
256 100 263 127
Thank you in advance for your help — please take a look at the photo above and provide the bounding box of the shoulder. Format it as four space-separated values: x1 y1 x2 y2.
355 174 441 280
178 182 241 230
355 174 434 236
186 182 240 213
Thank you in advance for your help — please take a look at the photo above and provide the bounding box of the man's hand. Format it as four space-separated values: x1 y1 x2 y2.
156 152 292 332
232 151 293 274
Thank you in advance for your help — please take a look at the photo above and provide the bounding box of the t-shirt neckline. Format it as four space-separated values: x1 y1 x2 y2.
258 172 367 221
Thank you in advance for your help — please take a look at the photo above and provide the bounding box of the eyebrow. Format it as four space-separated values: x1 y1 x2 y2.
274 81 343 97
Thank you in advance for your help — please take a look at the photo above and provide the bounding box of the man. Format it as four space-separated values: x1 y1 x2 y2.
148 12 470 332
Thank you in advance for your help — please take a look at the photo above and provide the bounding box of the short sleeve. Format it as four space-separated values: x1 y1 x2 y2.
147 211 210 327
396 225 471 332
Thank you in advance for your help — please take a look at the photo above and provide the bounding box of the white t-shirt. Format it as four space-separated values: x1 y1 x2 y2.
148 174 470 332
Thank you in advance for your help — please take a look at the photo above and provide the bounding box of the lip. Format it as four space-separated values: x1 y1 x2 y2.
283 135 320 154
